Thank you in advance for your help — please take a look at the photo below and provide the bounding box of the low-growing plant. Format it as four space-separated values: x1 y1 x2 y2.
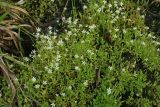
1 0 160 106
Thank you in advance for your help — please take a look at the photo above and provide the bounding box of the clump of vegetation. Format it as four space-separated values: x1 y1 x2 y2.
1 0 160 106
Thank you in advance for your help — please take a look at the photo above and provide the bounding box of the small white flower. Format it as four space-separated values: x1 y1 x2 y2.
35 84 40 89
103 0 107 4
123 29 126 34
156 42 160 45
144 58 148 61
83 5 87 9
122 68 125 72
68 86 72 90
36 27 41 32
55 94 59 96
107 87 112 95
145 26 149 30
55 66 59 70
141 15 145 19
75 66 80 71
51 103 56 107
83 80 88 86
24 57 29 62
115 10 120 14
48 69 52 74
82 61 86 65
87 50 92 53
113 34 117 38
133 27 137 30
32 77 36 82
97 8 102 13
148 33 152 37
157 48 160 52
48 26 52 30
115 28 119 32
75 101 77 104
108 4 112 8
130 40 134 43
89 24 96 30
67 31 72 36
57 39 64 46
75 54 79 59
62 17 65 21
120 2 123 6
81 40 85 43
82 30 86 34
141 41 146 46
122 16 126 19
137 7 140 11
43 81 47 85
61 93 66 96
109 66 113 70
55 62 59 67
114 1 117 4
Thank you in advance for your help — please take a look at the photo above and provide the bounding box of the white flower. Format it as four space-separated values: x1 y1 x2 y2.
130 40 134 43
157 48 160 52
107 87 112 95
35 84 40 89
114 1 117 4
120 2 123 6
51 103 56 107
141 41 146 46
75 54 79 59
145 26 149 30
83 5 87 9
81 40 85 43
24 57 29 62
113 34 117 38
61 93 66 96
103 0 107 4
115 10 120 14
109 66 113 70
32 77 36 82
75 101 77 104
148 33 152 37
137 7 140 11
62 17 65 21
83 80 88 86
68 86 72 90
122 68 125 72
115 28 119 32
57 39 64 46
133 27 137 30
48 26 52 30
55 66 59 70
82 30 86 34
87 50 92 53
108 4 112 8
55 94 59 96
123 29 126 34
156 42 160 45
97 8 102 13
122 16 126 19
43 81 47 85
55 62 59 67
82 61 86 65
89 24 96 30
48 69 52 74
36 27 41 32
75 66 80 71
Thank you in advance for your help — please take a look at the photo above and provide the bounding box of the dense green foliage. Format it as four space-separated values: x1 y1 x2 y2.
1 0 160 107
